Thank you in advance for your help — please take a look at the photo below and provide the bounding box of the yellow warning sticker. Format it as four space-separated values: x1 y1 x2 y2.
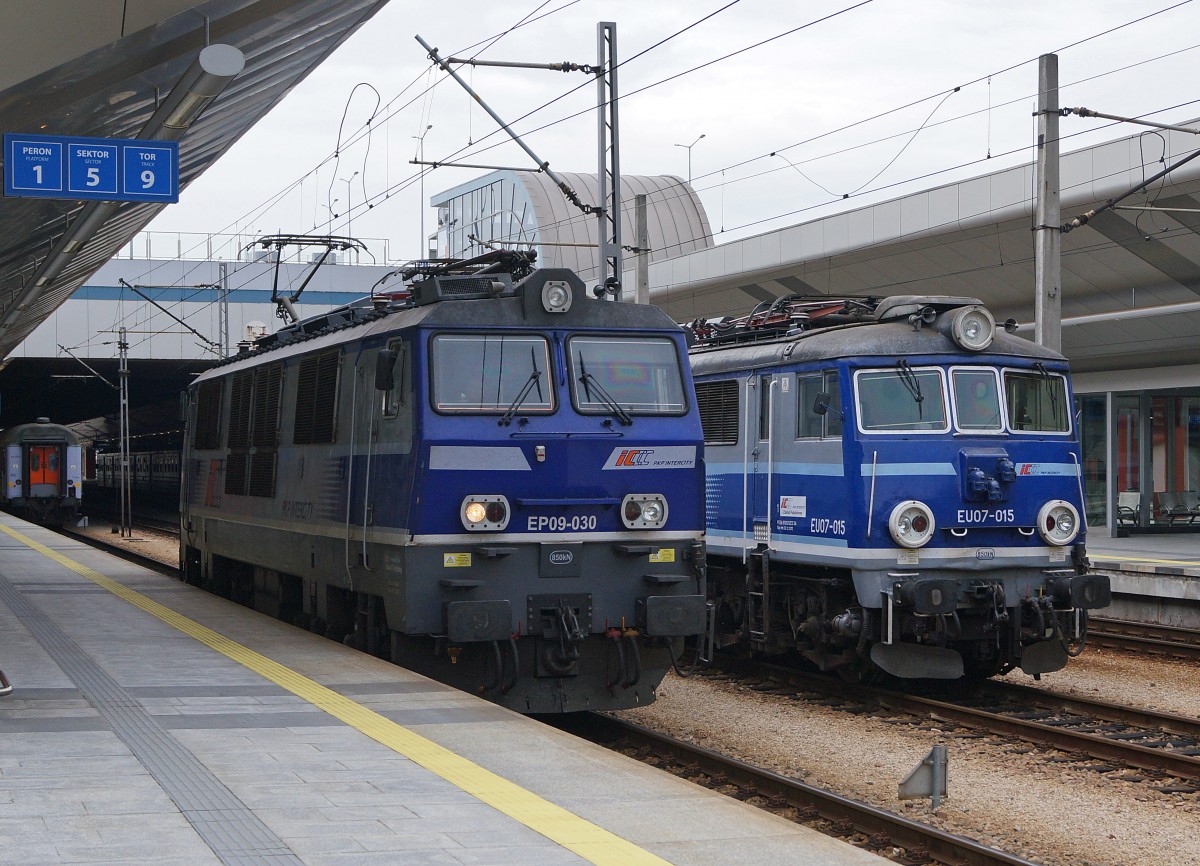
443 553 472 568
649 548 675 563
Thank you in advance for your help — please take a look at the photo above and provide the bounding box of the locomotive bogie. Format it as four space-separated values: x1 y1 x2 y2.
689 294 1110 682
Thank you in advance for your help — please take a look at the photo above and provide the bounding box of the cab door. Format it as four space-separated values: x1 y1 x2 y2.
749 374 776 548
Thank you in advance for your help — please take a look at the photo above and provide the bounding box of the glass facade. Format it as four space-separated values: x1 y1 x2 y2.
1079 389 1200 534
435 175 538 262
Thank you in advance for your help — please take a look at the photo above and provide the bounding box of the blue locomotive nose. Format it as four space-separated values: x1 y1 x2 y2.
689 293 1099 684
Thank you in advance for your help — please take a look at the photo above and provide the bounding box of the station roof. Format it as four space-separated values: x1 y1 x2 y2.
0 0 388 366
642 124 1200 375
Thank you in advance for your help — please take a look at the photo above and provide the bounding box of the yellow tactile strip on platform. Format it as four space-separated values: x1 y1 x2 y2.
1 523 673 866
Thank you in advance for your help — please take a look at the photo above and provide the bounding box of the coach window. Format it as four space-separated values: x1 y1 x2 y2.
797 371 842 439
951 367 1003 433
432 333 554 414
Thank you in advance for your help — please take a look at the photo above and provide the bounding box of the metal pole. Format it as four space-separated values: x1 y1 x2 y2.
1034 53 1061 352
118 327 131 538
674 134 704 184
636 194 649 304
596 21 622 298
218 261 229 358
414 125 431 257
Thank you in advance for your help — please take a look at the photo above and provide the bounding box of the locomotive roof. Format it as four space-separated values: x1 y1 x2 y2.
193 268 685 384
689 318 1069 377
0 420 81 447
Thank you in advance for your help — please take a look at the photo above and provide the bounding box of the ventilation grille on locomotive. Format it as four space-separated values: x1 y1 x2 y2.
695 379 740 446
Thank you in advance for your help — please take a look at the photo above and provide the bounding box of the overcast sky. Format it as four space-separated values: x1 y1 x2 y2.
147 0 1200 264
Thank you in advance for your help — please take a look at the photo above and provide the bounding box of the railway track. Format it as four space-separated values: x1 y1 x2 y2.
1087 616 1200 661
560 713 1042 866
58 521 180 578
713 658 1200 790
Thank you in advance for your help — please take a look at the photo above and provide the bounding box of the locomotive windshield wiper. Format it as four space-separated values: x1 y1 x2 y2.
895 359 925 419
578 356 632 425
1034 361 1060 420
499 348 545 426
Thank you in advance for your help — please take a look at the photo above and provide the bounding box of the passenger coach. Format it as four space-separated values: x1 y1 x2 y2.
1 418 83 526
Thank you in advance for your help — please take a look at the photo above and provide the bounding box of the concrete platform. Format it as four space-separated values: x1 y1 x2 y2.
0 513 887 866
1087 531 1200 578
1085 532 1200 628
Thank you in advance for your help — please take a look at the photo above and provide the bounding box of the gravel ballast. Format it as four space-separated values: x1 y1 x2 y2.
616 652 1200 866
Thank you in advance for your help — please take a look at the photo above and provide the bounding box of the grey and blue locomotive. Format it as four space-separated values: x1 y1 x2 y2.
180 256 707 712
1 418 83 525
688 295 1110 682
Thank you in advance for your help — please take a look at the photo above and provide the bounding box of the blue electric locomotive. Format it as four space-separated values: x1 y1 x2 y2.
688 294 1110 682
1 418 83 526
180 255 707 712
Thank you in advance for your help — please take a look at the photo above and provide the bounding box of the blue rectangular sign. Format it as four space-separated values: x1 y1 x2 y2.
4 134 179 203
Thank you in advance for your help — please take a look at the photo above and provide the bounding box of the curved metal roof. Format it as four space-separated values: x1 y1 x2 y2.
0 0 389 366
433 169 713 282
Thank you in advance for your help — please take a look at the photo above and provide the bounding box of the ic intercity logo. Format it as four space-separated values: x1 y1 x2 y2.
603 445 696 470
614 449 654 466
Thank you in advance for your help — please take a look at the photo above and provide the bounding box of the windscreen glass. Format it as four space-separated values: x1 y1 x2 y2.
855 368 948 432
431 333 554 414
951 368 1003 432
1004 369 1070 433
568 336 687 415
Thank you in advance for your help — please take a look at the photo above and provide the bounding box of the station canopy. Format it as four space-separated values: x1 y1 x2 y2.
0 0 389 365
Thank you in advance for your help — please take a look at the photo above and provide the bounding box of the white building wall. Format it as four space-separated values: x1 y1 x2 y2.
14 256 394 361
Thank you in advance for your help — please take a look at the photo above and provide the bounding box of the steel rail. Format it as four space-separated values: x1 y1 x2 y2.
582 714 1043 866
719 660 1200 782
1087 617 1200 661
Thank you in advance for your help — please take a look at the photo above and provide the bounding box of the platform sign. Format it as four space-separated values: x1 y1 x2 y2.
4 134 179 203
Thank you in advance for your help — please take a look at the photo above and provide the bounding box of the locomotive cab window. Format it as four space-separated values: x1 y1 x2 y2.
380 339 406 418
1004 368 1070 433
757 375 774 440
855 366 949 433
432 333 554 414
567 336 687 416
797 371 842 439
950 367 1003 433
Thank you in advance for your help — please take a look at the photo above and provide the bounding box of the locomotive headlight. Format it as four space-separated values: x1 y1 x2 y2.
888 500 936 548
949 305 996 352
461 495 510 531
541 280 573 313
1036 500 1080 546
622 493 668 529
